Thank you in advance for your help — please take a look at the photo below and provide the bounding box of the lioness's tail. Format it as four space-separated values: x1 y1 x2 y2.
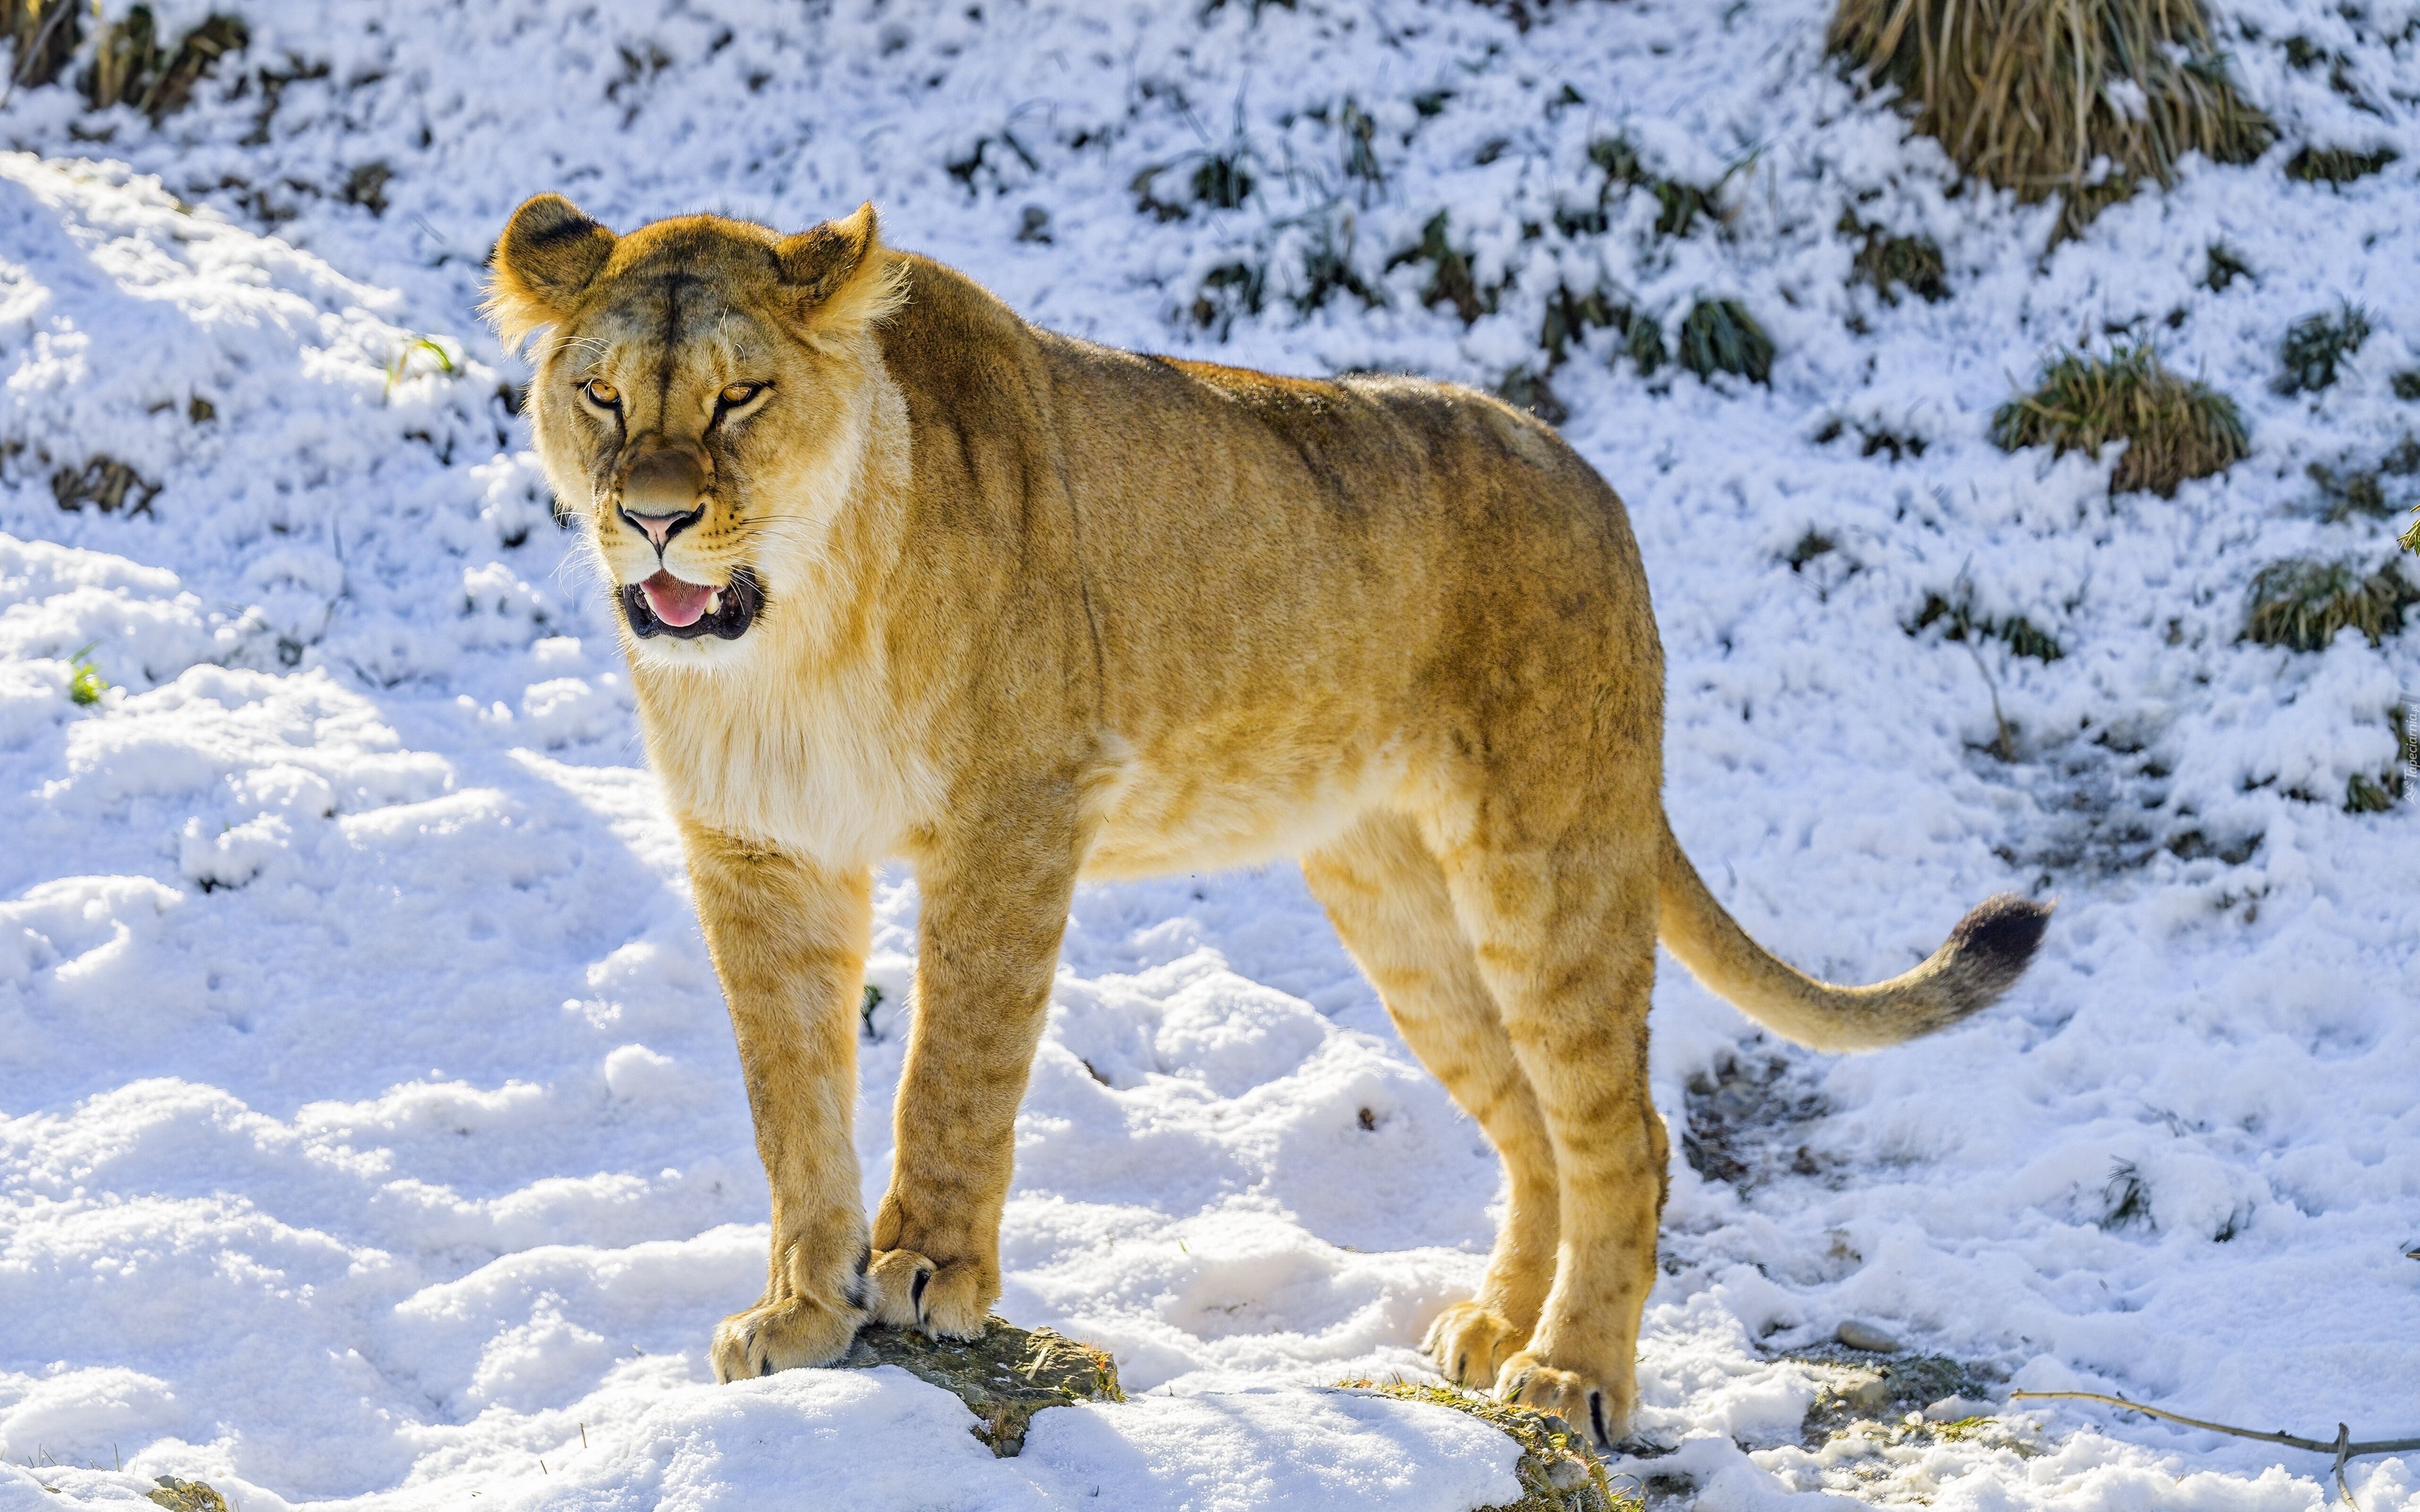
1657 824 2051 1052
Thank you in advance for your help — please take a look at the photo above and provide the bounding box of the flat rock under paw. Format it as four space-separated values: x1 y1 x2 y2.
838 1314 1122 1457
1335 1378 1630 1511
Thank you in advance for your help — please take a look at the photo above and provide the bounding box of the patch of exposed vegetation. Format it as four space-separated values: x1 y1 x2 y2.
2346 767 2402 814
2202 241 2251 292
4 0 84 92
1335 1378 1639 1511
67 641 107 706
1828 0 2272 241
1558 136 1730 240
1841 210 1947 304
85 7 247 118
52 454 160 515
1816 416 1928 462
944 128 1042 199
2274 302 2369 396
1912 592 2065 662
2100 1159 2153 1230
2283 144 2399 186
1676 298 1773 385
1538 284 1666 379
1991 344 2247 497
838 1315 1121 1457
1190 260 1266 337
2242 556 2418 651
2307 435 2420 522
1389 210 1495 324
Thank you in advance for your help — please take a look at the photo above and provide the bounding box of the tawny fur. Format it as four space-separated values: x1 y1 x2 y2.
487 195 2050 1440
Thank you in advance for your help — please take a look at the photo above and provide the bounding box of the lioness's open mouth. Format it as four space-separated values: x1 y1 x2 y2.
622 567 764 639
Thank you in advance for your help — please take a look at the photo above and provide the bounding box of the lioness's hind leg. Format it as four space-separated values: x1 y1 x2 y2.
1301 813 1558 1390
1441 823 1666 1451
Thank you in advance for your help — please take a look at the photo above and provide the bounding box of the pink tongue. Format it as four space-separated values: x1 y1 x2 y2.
641 570 715 628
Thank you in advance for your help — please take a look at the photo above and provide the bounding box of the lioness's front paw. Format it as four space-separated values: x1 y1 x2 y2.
1424 1302 1529 1388
1495 1351 1628 1451
865 1247 991 1338
710 1292 865 1383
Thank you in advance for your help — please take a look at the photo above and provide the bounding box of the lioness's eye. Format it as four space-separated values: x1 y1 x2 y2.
720 382 765 406
582 379 620 406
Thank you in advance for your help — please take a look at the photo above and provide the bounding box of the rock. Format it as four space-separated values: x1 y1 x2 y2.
1835 1319 1903 1354
838 1315 1121 1457
1334 1378 1625 1511
1846 1375 1894 1409
146 1479 229 1512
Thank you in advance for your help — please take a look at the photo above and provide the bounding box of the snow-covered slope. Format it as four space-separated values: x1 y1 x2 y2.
1 2 2415 1508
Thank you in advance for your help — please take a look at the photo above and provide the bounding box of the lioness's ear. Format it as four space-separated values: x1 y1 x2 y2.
486 193 618 348
775 203 906 338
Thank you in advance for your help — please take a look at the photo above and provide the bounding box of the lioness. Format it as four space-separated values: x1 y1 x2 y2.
486 195 2047 1446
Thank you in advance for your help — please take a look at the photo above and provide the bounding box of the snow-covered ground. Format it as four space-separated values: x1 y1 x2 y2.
1 1 2415 1507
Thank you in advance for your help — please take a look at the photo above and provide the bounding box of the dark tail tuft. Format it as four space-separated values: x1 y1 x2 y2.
1944 893 2054 1002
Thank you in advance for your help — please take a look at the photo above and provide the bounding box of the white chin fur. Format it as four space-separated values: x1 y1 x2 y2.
625 627 761 672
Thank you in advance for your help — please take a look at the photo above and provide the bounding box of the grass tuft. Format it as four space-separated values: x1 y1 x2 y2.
1388 211 1495 324
2283 144 2399 186
1335 1377 1640 1511
2346 770 2401 814
2100 1160 2153 1231
2274 302 2369 396
2242 556 2418 651
67 641 107 706
384 336 458 397
1990 343 2245 497
1537 286 1666 378
1828 0 2272 241
1841 211 1948 304
1676 298 1773 385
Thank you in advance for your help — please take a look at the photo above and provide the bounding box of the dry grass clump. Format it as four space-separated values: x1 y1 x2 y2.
2242 557 2418 651
1841 211 1949 304
2283 144 2398 186
1829 0 2273 240
86 7 247 117
3 0 79 89
4 2 244 115
1335 1377 1640 1511
1991 343 2246 496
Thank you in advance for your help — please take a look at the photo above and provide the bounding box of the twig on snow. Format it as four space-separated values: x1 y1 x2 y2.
2010 1390 2420 1510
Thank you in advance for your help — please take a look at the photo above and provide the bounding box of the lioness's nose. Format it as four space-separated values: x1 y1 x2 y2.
617 442 710 549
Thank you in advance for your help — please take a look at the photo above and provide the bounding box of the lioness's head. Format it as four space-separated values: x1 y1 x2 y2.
486 195 904 666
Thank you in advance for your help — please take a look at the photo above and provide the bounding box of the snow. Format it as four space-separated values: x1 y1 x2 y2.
1 0 2416 1506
